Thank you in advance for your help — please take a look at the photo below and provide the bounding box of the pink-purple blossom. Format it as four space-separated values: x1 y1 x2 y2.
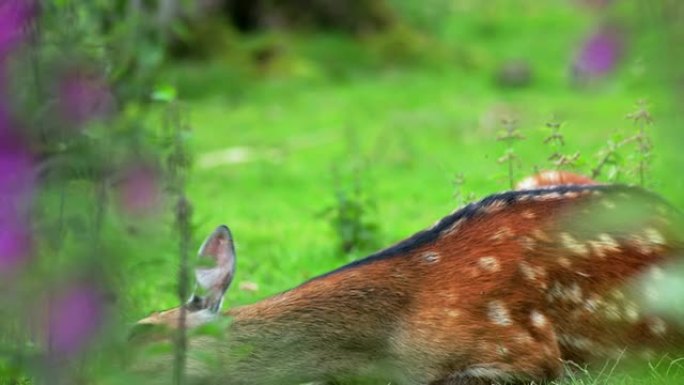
116 162 163 217
573 28 623 78
0 0 38 58
57 69 114 127
47 281 105 356
0 111 34 273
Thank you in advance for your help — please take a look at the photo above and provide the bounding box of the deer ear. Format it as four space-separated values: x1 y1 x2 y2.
192 225 236 312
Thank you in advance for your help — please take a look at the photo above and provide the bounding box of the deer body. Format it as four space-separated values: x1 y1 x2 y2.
138 184 683 385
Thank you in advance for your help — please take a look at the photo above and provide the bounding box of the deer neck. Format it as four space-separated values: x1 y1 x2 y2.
219 262 414 384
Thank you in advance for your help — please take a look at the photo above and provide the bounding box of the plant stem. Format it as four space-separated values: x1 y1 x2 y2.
174 195 192 385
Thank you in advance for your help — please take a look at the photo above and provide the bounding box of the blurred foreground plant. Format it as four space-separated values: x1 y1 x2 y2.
0 1 193 384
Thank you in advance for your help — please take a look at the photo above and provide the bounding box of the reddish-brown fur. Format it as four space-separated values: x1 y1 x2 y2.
137 184 683 385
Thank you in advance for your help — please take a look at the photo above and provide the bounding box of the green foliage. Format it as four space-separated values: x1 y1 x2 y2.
323 180 380 255
544 119 581 170
496 118 525 189
591 100 655 185
321 130 381 255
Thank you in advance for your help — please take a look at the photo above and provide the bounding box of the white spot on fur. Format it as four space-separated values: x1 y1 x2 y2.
565 283 583 303
649 266 665 281
599 233 619 247
584 294 604 313
522 210 536 219
560 233 589 256
649 318 667 336
490 227 514 242
558 257 572 268
519 261 536 281
519 262 548 290
479 256 500 272
447 309 460 318
644 228 666 245
530 310 547 328
588 241 606 258
624 302 640 323
532 229 552 242
562 191 581 199
421 252 440 264
610 289 625 300
604 303 621 321
630 234 655 254
519 236 536 250
548 282 564 302
588 233 620 258
487 301 512 326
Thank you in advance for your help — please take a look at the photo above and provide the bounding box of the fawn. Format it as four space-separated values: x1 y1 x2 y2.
136 178 683 385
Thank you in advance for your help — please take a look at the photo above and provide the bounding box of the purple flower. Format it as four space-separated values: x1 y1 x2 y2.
573 28 623 77
0 111 34 273
0 0 38 57
116 162 163 217
0 224 31 272
57 69 114 128
47 281 105 356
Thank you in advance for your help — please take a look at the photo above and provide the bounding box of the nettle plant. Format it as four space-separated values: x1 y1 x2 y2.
496 117 525 189
0 1 193 384
490 101 657 193
591 100 655 186
322 128 381 256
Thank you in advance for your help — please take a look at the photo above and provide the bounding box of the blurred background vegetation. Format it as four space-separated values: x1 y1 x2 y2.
1 0 683 383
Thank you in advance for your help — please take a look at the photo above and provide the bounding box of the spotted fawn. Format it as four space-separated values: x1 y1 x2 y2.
136 181 683 385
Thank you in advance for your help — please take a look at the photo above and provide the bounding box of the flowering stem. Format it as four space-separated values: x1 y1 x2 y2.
164 99 192 385
174 195 191 385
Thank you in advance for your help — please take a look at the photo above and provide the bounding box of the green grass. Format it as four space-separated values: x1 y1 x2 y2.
115 2 684 384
